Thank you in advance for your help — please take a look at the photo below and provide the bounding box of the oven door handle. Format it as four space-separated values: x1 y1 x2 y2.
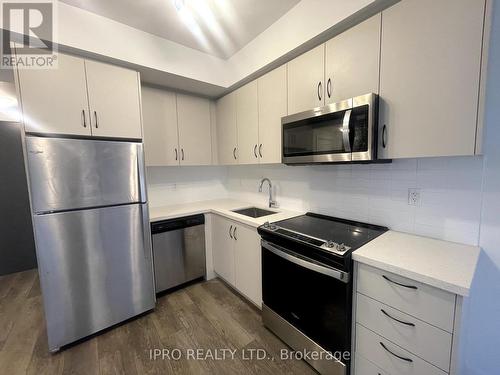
262 240 349 283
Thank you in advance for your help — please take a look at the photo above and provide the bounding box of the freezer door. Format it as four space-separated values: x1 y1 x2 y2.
33 203 155 351
26 137 146 213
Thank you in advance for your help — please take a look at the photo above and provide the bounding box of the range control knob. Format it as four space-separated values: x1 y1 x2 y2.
263 221 270 228
326 240 336 248
269 224 278 230
336 243 347 252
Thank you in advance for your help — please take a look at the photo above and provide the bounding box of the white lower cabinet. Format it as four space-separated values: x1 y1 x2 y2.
211 214 236 285
211 214 262 307
354 263 463 375
234 224 262 307
356 324 447 375
354 354 388 375
356 293 452 372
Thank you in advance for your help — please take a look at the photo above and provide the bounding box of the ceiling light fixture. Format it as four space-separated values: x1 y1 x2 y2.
173 0 185 11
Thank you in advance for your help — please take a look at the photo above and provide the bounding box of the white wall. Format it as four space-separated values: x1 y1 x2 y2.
146 166 228 207
226 157 484 246
459 0 500 373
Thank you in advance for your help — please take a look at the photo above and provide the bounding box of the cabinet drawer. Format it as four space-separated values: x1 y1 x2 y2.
357 263 455 332
356 293 452 371
356 324 447 375
355 354 388 375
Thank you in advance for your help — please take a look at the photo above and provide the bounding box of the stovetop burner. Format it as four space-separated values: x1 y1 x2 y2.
259 212 388 257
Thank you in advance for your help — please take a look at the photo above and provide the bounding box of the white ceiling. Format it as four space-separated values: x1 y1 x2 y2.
58 0 301 59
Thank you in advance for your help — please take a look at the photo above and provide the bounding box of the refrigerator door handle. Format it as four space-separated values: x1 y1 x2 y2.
137 144 148 203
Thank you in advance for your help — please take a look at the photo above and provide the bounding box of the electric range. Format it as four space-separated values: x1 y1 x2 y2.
258 213 387 375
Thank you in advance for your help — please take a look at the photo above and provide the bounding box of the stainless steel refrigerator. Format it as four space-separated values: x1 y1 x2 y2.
25 136 155 352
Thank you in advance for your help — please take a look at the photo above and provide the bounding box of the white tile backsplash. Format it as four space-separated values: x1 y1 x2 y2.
226 156 484 246
146 166 228 207
145 156 484 246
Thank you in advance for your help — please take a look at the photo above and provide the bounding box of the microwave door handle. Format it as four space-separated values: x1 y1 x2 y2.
342 109 352 153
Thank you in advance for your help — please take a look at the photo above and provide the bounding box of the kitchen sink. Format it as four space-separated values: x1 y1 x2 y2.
232 207 277 218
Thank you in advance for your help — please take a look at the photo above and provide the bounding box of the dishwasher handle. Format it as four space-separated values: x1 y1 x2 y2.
151 214 205 234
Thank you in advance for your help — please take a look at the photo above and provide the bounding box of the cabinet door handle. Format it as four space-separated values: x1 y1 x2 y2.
94 111 99 128
382 124 387 148
233 147 237 160
317 81 322 101
379 342 413 363
254 144 258 158
229 225 233 239
81 109 87 128
381 309 415 327
382 275 418 290
181 148 184 161
327 78 332 98
174 148 178 161
259 144 263 158
233 226 237 240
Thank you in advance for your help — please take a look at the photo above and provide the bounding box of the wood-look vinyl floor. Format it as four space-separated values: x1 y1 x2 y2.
0 270 316 375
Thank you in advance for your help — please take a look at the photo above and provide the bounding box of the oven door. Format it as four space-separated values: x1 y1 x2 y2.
261 240 352 357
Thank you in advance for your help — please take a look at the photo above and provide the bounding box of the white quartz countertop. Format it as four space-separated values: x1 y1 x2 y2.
149 199 303 228
352 230 480 296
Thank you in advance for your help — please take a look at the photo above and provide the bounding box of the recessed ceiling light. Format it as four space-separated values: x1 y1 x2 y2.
174 0 185 11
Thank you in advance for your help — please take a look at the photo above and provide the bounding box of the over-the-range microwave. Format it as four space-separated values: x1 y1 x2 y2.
282 93 378 164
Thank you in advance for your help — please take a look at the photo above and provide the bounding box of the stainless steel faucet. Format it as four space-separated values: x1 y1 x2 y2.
259 178 278 208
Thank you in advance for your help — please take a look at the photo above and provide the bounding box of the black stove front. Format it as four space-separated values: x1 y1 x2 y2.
258 213 387 375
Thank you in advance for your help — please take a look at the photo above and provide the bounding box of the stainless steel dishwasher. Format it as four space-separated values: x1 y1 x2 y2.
151 214 206 293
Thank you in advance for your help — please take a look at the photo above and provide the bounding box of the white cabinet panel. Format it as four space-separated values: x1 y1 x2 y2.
357 263 456 332
356 293 452 371
258 65 287 164
141 87 179 166
287 44 325 114
85 60 142 139
211 215 235 285
177 94 212 165
236 82 259 165
325 14 381 104
354 354 388 375
215 92 238 165
234 224 262 307
378 0 485 158
17 52 91 136
356 324 447 375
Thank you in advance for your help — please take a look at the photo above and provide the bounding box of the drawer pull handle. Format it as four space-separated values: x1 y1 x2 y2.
382 275 418 290
379 342 413 363
381 309 415 327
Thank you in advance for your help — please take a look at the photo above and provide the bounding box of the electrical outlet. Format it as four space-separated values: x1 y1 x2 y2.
408 188 421 206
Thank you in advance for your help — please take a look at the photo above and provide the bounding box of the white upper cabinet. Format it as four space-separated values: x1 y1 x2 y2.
258 65 287 164
236 81 259 165
141 87 179 166
177 94 212 165
325 14 381 104
287 44 325 114
378 0 485 159
215 92 238 165
17 52 91 136
85 60 142 139
18 53 142 140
